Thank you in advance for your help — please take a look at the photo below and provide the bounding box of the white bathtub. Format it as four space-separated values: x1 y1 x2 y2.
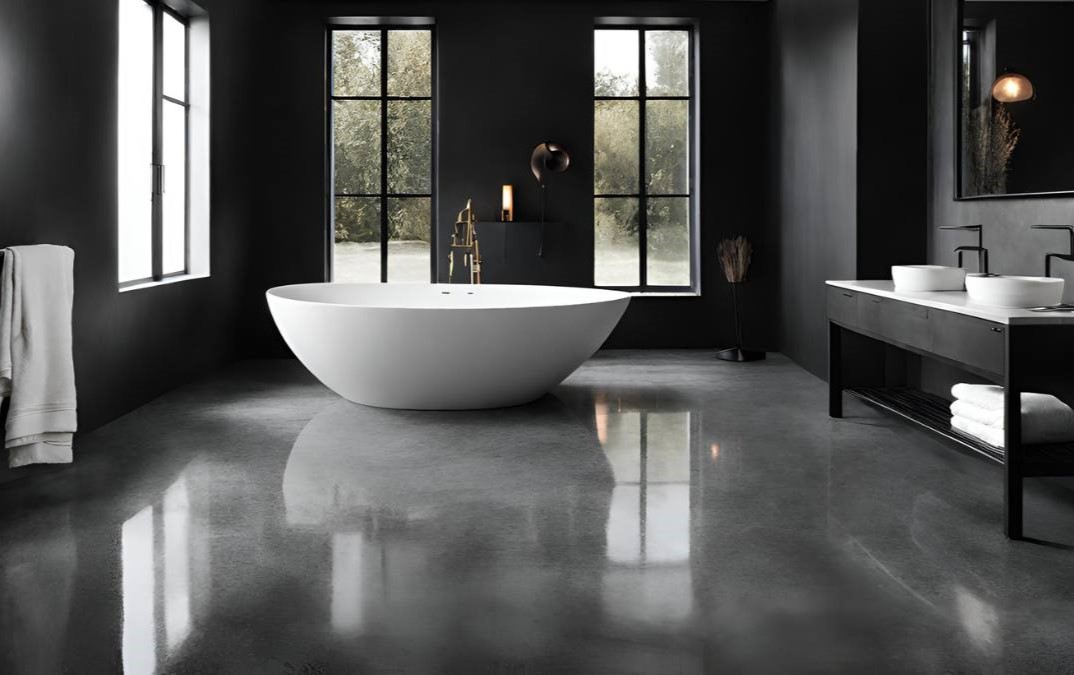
266 283 630 409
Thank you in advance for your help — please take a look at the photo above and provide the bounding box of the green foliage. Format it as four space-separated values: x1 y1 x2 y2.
335 197 379 243
595 198 639 245
646 100 688 194
334 100 380 194
594 31 690 235
595 100 639 195
645 31 688 96
389 198 431 243
333 31 380 96
647 198 689 259
388 100 431 193
332 30 433 246
387 30 431 96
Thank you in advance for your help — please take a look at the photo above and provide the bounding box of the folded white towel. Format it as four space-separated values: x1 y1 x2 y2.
951 383 1005 411
952 415 1006 448
949 417 1005 449
950 399 1003 428
950 384 1074 445
0 246 77 467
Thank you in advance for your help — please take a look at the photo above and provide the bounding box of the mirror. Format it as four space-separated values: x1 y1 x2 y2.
958 1 1074 198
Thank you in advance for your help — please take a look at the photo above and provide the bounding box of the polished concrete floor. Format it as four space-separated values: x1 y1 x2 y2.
3 351 1074 673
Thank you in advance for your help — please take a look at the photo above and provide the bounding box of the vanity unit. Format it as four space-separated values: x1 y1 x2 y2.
827 280 1074 539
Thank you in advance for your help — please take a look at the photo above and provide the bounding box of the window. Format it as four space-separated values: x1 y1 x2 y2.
329 26 434 283
594 26 696 292
117 0 209 288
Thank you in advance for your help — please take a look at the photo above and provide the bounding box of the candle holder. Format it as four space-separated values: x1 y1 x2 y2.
501 185 514 222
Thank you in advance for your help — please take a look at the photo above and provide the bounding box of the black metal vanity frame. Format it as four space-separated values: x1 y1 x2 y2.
827 283 1074 540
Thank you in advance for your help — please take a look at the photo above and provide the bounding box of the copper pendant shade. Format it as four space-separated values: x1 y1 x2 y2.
991 72 1034 103
530 142 571 184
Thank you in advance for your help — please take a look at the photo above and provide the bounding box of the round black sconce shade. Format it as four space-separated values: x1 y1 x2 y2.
530 143 571 184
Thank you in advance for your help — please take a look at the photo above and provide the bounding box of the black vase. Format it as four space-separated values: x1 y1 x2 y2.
716 282 766 362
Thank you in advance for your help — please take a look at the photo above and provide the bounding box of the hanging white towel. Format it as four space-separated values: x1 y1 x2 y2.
0 246 77 467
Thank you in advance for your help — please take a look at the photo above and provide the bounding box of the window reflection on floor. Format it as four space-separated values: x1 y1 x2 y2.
596 397 695 625
164 475 191 651
122 470 201 675
954 585 1000 655
331 533 366 634
122 504 156 675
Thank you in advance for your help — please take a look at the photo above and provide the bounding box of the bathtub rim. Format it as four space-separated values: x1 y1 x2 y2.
265 282 632 311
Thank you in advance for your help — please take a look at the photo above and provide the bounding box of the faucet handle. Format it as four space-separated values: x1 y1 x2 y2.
939 224 984 251
1030 225 1074 254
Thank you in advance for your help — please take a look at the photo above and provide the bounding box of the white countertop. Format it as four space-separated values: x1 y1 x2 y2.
827 280 1074 325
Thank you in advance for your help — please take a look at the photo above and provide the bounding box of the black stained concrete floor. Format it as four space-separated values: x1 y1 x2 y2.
2 351 1074 674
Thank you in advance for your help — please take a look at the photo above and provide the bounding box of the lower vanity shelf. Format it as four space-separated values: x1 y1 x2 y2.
848 387 1074 474
848 387 1006 464
828 280 1074 540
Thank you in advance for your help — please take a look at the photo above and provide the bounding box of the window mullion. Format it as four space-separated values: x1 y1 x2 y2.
380 28 389 283
184 16 191 275
151 4 164 281
637 29 648 291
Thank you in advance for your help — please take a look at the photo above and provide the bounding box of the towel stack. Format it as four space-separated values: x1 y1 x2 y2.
949 383 1074 448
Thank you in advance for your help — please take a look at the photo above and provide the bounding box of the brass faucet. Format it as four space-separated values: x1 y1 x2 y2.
449 199 482 284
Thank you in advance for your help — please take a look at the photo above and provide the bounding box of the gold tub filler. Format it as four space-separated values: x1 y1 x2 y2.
449 198 482 284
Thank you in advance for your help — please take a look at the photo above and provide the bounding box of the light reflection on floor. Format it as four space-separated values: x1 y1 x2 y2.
598 401 695 625
121 470 199 675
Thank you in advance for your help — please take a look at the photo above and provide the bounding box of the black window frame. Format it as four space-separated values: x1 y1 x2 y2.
326 24 437 284
120 0 190 289
594 24 698 294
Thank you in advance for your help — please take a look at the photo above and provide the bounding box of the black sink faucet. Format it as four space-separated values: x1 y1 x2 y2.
938 224 989 275
1030 225 1074 277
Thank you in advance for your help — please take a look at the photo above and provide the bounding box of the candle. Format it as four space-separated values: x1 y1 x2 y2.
501 185 514 222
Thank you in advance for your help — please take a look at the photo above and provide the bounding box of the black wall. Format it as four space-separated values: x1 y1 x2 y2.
775 0 928 378
774 0 859 377
0 0 256 434
243 0 776 356
931 0 1074 295
857 0 929 281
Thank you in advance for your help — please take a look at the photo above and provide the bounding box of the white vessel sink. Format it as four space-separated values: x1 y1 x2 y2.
891 265 966 292
965 274 1065 308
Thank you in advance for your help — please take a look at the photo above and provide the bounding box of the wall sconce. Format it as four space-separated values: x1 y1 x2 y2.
530 142 571 257
992 72 1034 103
501 185 513 222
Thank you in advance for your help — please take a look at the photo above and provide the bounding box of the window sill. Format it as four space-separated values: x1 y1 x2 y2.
629 291 700 298
119 272 210 293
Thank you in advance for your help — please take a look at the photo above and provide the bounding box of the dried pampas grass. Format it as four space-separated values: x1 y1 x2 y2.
718 236 752 283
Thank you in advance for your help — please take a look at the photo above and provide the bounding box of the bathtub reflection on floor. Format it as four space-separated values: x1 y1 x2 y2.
282 397 617 660
281 393 704 664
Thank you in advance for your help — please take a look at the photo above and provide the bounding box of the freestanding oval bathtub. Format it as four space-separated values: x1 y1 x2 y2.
266 283 630 410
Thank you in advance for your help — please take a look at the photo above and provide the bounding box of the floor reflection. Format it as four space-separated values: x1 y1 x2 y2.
121 468 208 675
594 393 698 626
330 533 370 635
1 505 77 675
6 353 1074 671
283 397 615 657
